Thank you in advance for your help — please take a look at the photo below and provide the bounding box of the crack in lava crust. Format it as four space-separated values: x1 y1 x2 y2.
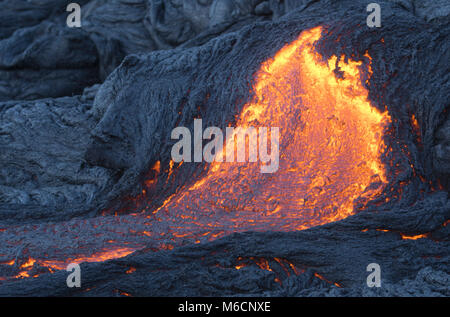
0 26 392 280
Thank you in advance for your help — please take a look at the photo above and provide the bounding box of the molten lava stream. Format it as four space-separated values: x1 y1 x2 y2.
0 26 392 281
150 26 391 239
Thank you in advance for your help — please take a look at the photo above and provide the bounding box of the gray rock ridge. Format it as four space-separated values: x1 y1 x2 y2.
0 91 113 223
0 0 271 102
0 0 90 40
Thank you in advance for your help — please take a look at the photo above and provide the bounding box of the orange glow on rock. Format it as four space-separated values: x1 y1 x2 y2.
411 114 421 144
38 247 136 270
314 272 342 288
19 258 36 269
0 259 15 266
235 264 246 270
154 26 391 239
14 271 30 279
152 160 161 174
411 114 419 131
401 233 429 240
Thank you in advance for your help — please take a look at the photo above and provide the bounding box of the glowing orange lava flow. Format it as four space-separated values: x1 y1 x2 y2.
2 248 137 280
153 26 391 237
38 247 137 270
0 26 393 282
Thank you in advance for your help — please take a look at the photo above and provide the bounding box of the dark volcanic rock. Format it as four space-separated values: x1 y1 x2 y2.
434 115 450 189
0 0 273 102
0 193 448 296
0 88 113 223
0 0 85 40
0 21 99 101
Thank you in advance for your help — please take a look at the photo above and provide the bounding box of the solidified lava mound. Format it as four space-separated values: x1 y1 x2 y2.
0 0 449 296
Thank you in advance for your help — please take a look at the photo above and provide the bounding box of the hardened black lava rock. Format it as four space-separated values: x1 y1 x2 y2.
0 0 275 101
0 0 449 296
